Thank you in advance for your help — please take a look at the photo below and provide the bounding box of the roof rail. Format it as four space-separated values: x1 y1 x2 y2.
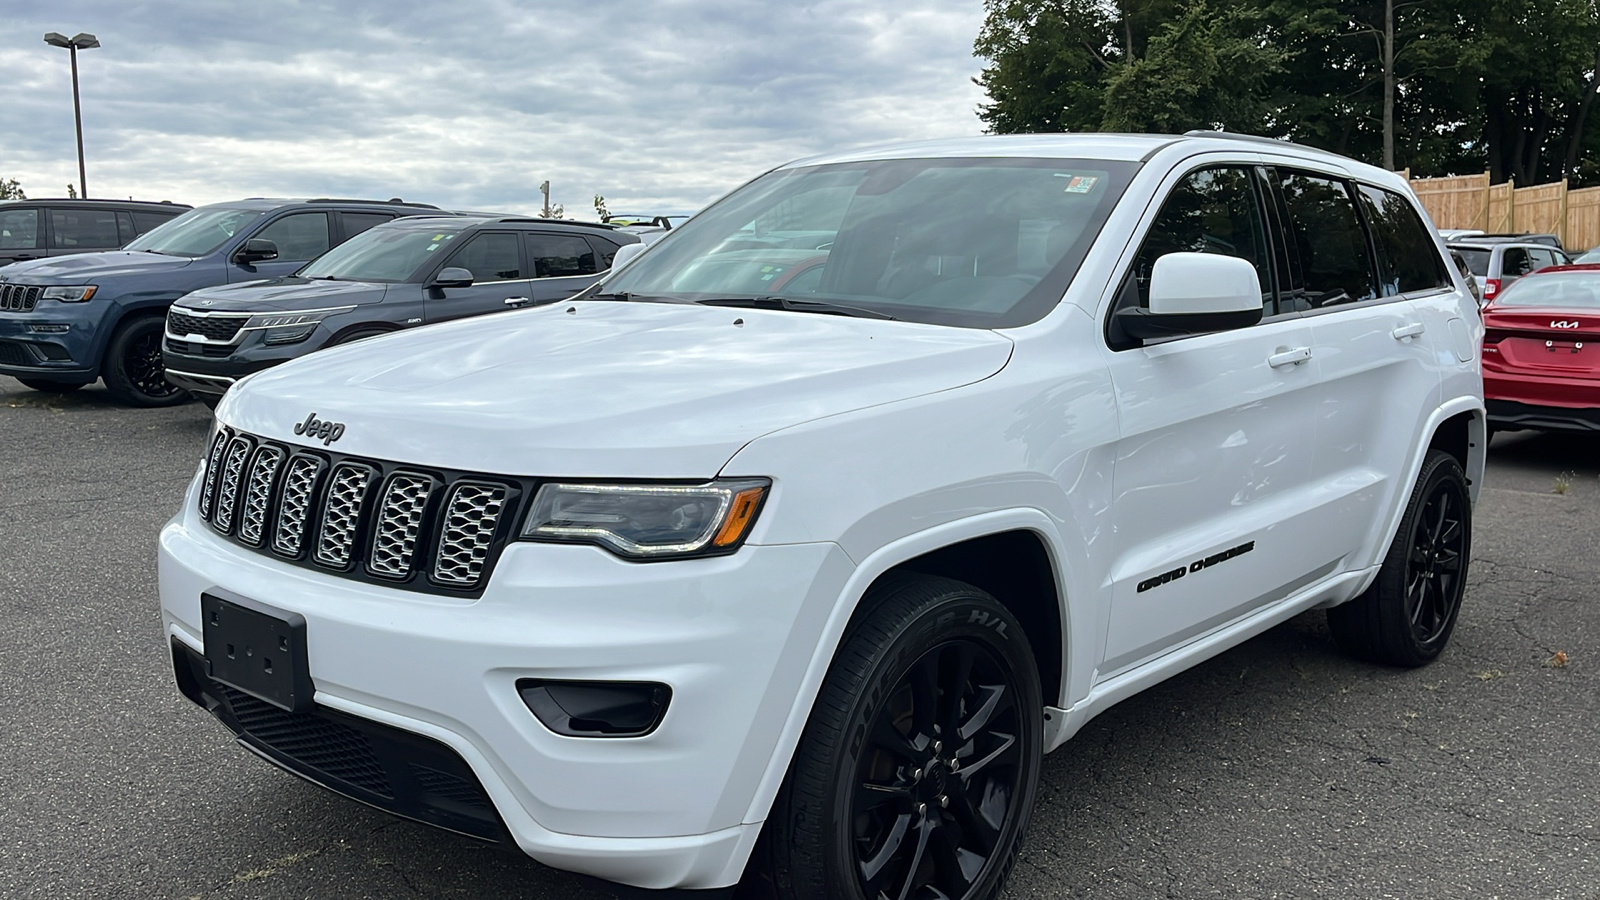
490 217 618 230
304 197 441 209
1182 130 1353 162
2 197 192 206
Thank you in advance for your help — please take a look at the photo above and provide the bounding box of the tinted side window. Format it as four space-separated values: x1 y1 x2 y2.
131 210 178 235
1529 248 1560 271
528 233 597 277
1278 172 1376 308
1501 247 1533 277
447 232 523 281
255 212 331 260
586 237 624 269
0 209 39 249
1455 247 1489 276
51 208 121 249
1356 185 1449 296
1131 166 1273 312
342 212 394 240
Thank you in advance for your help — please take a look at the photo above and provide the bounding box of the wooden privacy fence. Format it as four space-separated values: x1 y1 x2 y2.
1409 172 1600 251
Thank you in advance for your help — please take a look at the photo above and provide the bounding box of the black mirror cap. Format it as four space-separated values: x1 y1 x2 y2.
1115 305 1263 341
234 238 279 265
430 266 474 289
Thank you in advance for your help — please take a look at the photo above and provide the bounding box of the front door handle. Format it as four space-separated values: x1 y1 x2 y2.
1392 322 1425 340
1268 347 1313 368
503 296 532 307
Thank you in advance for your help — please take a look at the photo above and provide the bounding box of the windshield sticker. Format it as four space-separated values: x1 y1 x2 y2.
1055 174 1099 194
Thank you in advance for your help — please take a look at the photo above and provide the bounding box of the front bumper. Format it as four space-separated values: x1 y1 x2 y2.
159 483 852 890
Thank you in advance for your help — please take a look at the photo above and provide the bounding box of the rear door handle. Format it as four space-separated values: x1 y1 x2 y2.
1268 347 1313 368
503 296 532 307
1392 322 1425 340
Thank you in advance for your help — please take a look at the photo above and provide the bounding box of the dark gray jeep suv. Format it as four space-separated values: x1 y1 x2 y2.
0 198 190 266
162 215 638 404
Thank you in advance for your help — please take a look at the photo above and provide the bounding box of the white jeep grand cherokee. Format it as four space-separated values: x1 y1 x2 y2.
159 133 1484 899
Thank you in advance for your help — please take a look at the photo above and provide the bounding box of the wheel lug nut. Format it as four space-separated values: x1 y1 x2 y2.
932 740 942 753
916 802 927 815
911 767 922 782
938 795 948 808
949 759 959 771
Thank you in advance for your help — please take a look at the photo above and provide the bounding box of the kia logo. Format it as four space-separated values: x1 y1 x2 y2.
1552 320 1582 329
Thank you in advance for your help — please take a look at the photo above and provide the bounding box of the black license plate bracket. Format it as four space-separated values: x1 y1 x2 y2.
201 592 314 712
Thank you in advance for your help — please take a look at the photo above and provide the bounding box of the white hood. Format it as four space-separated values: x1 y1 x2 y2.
221 300 1014 477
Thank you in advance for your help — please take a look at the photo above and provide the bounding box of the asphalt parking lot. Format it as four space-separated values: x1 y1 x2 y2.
2 376 1597 900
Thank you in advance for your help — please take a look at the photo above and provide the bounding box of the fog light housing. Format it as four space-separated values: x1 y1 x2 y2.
517 679 671 737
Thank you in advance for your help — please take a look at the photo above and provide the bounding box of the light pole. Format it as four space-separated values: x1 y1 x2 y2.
43 31 100 200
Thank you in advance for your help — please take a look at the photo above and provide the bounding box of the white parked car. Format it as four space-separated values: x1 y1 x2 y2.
159 132 1485 899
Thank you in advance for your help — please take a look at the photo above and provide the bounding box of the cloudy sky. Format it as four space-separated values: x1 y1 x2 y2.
1 0 991 219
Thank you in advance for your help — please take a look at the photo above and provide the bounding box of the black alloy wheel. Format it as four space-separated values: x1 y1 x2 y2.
852 640 1028 900
103 314 188 407
766 575 1042 900
1328 450 1472 667
1403 478 1467 645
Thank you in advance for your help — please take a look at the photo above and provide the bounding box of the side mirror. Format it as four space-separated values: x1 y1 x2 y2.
1116 252 1264 341
233 238 279 265
607 242 648 272
430 266 474 289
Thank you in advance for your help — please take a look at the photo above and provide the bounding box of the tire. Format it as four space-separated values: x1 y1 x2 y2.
1328 450 1471 667
102 315 189 407
16 378 87 393
766 574 1043 900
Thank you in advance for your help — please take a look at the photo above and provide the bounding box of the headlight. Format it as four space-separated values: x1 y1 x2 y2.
42 285 97 302
520 479 770 559
239 306 356 332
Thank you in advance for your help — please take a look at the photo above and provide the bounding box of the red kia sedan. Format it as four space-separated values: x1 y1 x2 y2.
1482 264 1600 433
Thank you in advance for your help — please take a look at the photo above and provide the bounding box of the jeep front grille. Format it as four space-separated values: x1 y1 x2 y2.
197 427 520 594
0 284 42 312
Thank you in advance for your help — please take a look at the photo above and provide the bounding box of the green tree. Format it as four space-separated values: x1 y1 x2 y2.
1099 1 1286 133
1 177 27 200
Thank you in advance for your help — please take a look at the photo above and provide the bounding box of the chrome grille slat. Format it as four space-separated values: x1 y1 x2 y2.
314 464 374 568
199 430 230 520
0 284 41 312
237 445 285 546
211 436 254 534
272 456 323 557
368 474 434 578
432 484 507 587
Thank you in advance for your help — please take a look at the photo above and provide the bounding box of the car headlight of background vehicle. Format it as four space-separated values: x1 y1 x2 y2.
520 478 770 559
42 285 97 302
240 306 356 345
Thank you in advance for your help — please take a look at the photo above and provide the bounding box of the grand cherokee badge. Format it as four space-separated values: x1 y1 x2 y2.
293 412 345 445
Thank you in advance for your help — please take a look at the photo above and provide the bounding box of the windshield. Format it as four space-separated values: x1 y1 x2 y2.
1495 272 1600 308
601 157 1137 328
299 223 467 282
124 207 265 257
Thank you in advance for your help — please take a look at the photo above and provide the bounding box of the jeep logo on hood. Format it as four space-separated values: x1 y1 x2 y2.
293 412 345 445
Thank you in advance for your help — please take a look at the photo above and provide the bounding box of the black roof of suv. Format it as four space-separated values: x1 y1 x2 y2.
0 197 192 267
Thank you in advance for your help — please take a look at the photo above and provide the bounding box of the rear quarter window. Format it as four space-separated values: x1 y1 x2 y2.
1356 185 1450 295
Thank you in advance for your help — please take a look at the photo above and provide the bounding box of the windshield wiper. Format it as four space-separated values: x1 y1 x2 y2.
699 296 897 320
586 291 700 305
306 275 341 281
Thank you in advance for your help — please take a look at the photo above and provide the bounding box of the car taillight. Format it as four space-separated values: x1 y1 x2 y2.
1484 278 1501 299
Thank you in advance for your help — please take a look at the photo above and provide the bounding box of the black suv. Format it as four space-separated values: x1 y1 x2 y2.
162 215 638 404
0 198 191 266
0 197 446 405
